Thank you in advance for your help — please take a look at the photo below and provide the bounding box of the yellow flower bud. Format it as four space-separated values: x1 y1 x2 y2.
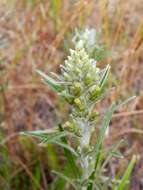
74 98 84 110
63 121 82 135
71 82 81 96
63 121 75 132
84 74 93 86
89 111 99 121
82 63 90 72
89 86 101 100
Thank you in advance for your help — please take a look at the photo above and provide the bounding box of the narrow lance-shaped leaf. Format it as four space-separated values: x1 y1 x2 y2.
21 129 78 157
99 64 111 89
94 95 136 169
100 140 124 174
116 155 136 190
50 72 61 80
21 130 68 143
36 69 63 92
94 103 117 169
20 128 58 136
53 140 78 157
87 96 136 190
87 103 117 190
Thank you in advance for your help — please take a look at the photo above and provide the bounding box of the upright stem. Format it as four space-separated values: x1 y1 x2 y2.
79 121 93 190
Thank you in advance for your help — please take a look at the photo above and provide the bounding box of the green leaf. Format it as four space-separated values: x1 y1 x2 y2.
94 103 117 169
95 96 136 169
20 128 57 136
21 130 68 144
104 140 124 162
36 69 62 92
116 155 136 190
87 96 136 190
99 64 111 89
53 140 78 157
110 151 123 159
21 129 78 156
98 140 124 178
52 170 78 190
58 124 80 179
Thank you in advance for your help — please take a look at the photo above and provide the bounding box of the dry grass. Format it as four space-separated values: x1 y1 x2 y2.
0 0 143 189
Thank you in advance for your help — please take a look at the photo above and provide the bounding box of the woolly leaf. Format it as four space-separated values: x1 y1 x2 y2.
21 130 68 143
36 69 63 92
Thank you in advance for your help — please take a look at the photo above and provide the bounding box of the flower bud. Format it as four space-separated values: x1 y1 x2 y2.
64 60 72 69
76 40 84 50
74 98 84 110
69 49 75 56
89 85 101 100
82 63 90 72
75 68 81 75
67 97 74 104
67 56 73 62
63 121 74 131
82 145 91 154
89 111 99 121
84 74 93 86
63 72 70 81
75 128 82 137
71 82 81 96
63 121 82 136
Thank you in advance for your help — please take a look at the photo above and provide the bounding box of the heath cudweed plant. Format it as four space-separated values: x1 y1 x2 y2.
22 28 136 190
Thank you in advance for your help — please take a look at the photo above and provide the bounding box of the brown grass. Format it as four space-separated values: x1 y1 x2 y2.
0 0 143 189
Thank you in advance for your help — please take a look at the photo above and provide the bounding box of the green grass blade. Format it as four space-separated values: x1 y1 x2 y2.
116 155 136 190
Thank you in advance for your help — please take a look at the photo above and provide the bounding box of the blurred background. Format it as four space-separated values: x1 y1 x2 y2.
0 0 143 189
